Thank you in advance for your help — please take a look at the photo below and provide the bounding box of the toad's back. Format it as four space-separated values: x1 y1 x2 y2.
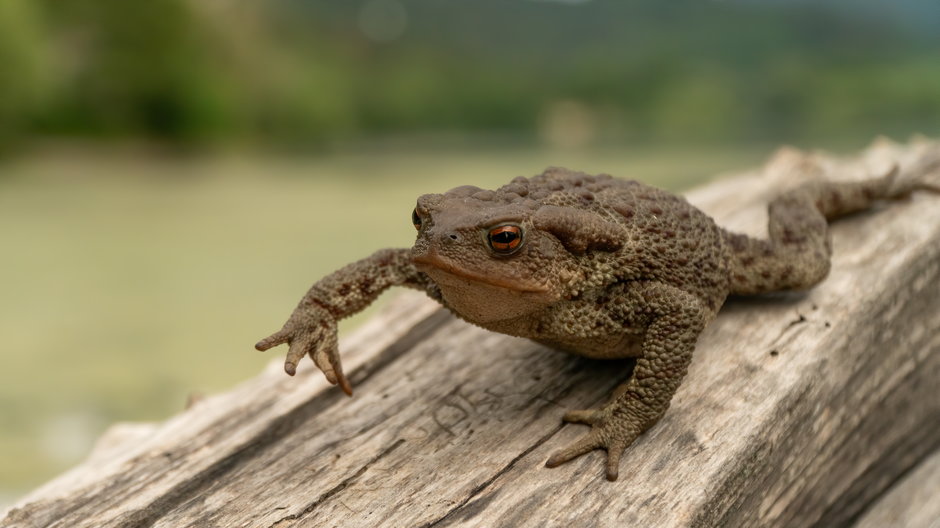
509 168 733 315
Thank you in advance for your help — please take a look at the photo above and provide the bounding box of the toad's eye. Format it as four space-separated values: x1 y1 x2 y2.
412 208 422 230
487 225 523 254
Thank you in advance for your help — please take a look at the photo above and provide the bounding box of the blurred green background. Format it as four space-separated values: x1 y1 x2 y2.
2 0 939 506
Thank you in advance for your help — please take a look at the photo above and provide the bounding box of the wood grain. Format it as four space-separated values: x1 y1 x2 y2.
853 447 940 528
3 138 939 528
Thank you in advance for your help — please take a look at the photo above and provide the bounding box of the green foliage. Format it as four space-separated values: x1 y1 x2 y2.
0 0 49 150
34 0 239 141
3 0 940 150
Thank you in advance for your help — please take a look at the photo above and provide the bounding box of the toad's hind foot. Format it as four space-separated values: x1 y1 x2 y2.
545 407 641 481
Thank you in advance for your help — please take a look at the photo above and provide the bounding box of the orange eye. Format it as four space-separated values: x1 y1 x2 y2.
487 225 523 254
412 208 422 230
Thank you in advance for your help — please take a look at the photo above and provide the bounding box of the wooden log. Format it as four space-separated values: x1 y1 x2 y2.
3 138 939 528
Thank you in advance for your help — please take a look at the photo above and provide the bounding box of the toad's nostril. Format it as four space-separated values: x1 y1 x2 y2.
448 234 459 241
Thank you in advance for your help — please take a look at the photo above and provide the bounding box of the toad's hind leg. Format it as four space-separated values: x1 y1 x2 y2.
724 167 915 295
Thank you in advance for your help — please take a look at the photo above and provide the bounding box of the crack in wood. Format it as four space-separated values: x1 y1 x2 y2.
421 423 566 528
787 313 808 328
768 312 812 351
267 439 406 528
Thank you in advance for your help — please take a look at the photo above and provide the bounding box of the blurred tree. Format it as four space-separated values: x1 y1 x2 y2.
36 0 238 142
1 0 938 152
0 0 49 151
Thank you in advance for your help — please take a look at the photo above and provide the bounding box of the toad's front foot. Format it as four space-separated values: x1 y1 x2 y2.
255 303 351 395
545 407 644 481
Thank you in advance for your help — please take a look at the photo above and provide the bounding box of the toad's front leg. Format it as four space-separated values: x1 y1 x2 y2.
545 282 707 481
256 248 438 394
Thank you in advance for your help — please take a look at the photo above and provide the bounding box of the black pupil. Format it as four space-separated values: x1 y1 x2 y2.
492 231 517 244
412 209 421 226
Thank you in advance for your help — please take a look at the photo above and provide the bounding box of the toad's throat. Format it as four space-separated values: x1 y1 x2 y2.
412 253 549 294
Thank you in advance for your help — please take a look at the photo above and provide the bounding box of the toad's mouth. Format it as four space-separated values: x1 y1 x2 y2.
412 253 550 294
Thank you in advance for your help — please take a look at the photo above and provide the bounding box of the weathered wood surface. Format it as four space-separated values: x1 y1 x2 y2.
854 446 940 528
3 138 940 528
